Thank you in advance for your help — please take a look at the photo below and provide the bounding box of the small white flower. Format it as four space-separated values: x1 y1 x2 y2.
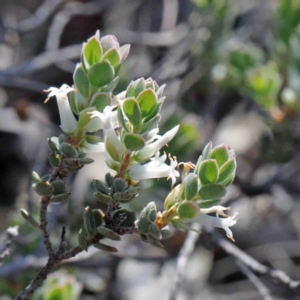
82 142 105 153
135 125 179 161
89 106 124 158
194 207 238 241
44 84 77 133
143 128 160 143
114 91 126 102
85 107 118 133
199 205 231 218
129 152 179 186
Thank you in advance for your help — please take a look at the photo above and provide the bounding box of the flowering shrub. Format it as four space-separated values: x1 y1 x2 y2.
17 31 237 298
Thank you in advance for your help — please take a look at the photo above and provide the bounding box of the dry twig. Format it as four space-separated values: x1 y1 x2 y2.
169 224 201 300
208 229 300 289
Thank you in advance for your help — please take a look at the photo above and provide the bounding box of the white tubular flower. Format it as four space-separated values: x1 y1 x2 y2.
200 206 231 218
44 84 77 133
85 107 118 133
129 152 179 186
136 125 179 161
85 116 103 133
115 91 126 101
82 142 105 153
89 106 124 156
194 210 238 241
143 128 160 143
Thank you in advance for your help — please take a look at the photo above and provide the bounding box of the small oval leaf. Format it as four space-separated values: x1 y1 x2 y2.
210 145 229 167
138 215 151 234
93 179 110 195
90 93 111 112
198 159 219 184
50 193 71 202
60 142 78 158
149 222 162 240
123 133 145 151
177 200 199 219
136 89 157 117
83 206 96 235
184 173 199 200
217 158 236 184
20 209 39 228
126 78 145 98
83 37 102 68
78 228 88 252
33 181 54 196
94 192 113 204
94 242 118 253
101 47 120 69
88 61 115 87
74 66 90 98
122 98 142 126
198 183 226 200
97 226 121 241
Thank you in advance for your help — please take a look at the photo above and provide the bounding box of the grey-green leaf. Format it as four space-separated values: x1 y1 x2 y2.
198 159 219 185
88 61 115 88
78 228 88 252
138 215 151 234
90 93 111 112
20 209 39 228
123 133 145 151
149 222 162 240
217 158 236 184
60 142 78 158
32 181 54 196
83 206 96 235
94 242 118 253
97 226 121 241
74 65 90 98
184 173 199 200
122 98 142 126
210 145 230 167
198 183 226 200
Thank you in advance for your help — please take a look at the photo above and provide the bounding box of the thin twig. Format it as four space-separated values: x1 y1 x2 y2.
115 24 189 47
46 1 111 51
208 229 300 289
12 0 64 33
7 44 82 76
169 224 201 300
0 226 19 268
0 249 167 278
236 259 274 300
56 226 66 255
0 73 48 93
14 235 96 300
15 256 58 300
39 197 54 257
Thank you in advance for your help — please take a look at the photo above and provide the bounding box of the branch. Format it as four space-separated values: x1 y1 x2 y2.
169 224 201 300
0 226 19 268
7 44 82 76
115 24 189 47
236 259 274 300
39 197 54 257
0 73 48 93
12 0 64 33
14 257 55 300
45 1 111 51
208 229 300 289
0 251 167 279
13 230 103 300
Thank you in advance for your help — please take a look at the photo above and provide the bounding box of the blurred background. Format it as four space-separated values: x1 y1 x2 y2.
1 0 300 299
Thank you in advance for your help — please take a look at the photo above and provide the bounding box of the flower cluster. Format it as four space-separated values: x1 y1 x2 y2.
41 31 238 251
